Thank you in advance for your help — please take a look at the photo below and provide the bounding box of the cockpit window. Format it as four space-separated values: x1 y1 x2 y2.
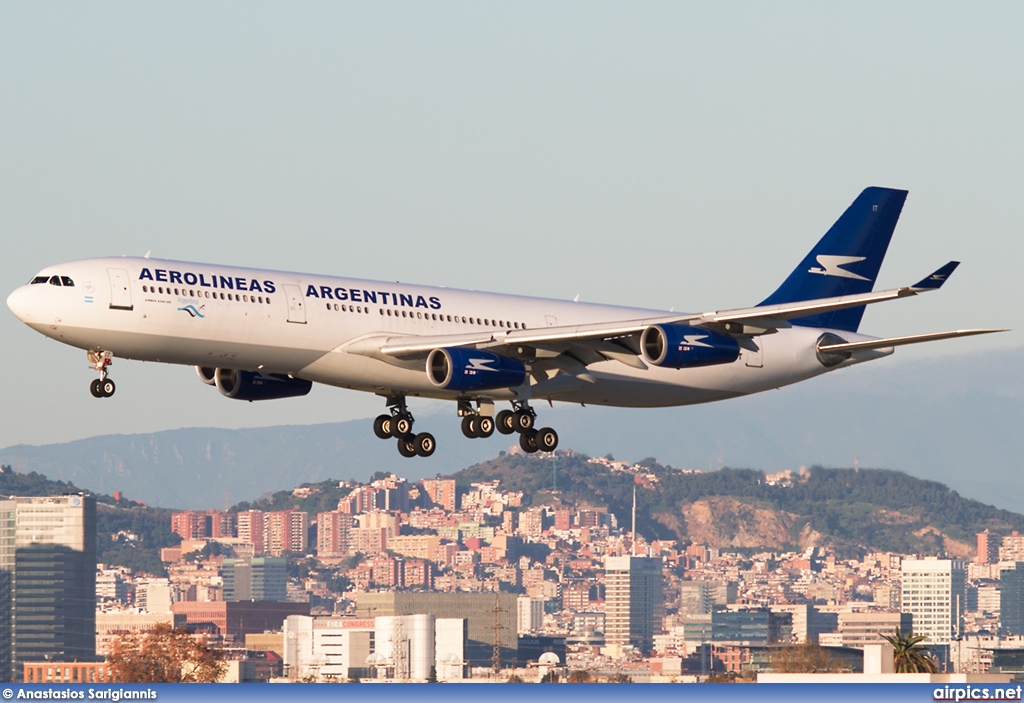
30 276 48 285
49 275 62 286
60 276 74 287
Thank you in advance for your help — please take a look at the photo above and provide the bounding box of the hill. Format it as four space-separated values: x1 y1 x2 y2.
0 346 1021 511
0 466 180 576
447 452 1024 556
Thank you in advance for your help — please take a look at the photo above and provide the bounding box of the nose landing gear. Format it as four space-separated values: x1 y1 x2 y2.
88 350 115 398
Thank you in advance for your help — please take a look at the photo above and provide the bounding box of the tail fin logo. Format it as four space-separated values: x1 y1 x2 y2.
808 255 871 281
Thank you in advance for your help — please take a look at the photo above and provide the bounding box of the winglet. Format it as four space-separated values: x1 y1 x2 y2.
912 261 960 291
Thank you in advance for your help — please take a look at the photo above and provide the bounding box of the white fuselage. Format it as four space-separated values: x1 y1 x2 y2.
6 257 886 408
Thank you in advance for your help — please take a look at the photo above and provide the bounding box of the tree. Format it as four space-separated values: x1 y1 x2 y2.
769 639 852 673
107 623 226 682
607 673 633 682
427 666 438 683
566 670 593 682
881 627 938 674
540 670 560 683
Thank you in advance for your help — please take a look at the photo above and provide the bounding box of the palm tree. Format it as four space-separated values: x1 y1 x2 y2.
880 627 938 673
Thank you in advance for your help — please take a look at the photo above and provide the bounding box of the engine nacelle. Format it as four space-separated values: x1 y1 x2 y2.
640 324 740 368
214 368 313 401
196 366 217 386
426 347 526 392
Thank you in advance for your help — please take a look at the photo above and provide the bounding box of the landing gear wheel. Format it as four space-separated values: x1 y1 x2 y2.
520 429 539 453
496 410 515 435
461 416 479 439
90 379 103 398
535 427 558 452
393 414 414 437
397 436 417 458
477 416 495 438
513 410 535 433
100 379 115 397
414 432 436 458
373 415 393 440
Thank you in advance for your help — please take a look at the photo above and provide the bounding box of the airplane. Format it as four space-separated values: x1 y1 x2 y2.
6 187 1003 458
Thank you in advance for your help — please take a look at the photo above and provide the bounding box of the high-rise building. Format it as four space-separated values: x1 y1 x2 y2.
999 562 1024 636
420 478 457 512
317 511 354 558
237 510 266 554
0 495 97 682
603 555 662 656
835 611 913 648
223 557 288 602
680 579 734 615
1001 533 1024 563
901 558 966 644
977 530 1000 564
517 596 544 634
265 510 308 556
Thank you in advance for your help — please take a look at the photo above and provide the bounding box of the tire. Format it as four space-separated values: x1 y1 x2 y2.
101 379 116 397
535 427 558 452
513 411 534 433
373 415 392 440
393 414 413 437
414 432 436 458
461 416 478 439
397 437 417 458
519 430 538 453
90 379 103 398
477 416 495 438
496 409 515 435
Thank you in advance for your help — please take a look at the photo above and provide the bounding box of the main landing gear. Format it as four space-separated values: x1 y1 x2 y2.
372 396 435 458
468 400 558 455
372 397 559 458
88 350 115 398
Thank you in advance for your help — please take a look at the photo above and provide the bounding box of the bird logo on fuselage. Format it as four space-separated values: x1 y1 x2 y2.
178 304 205 318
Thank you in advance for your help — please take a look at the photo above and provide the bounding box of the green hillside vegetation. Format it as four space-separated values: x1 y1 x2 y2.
448 453 1024 555
1 464 179 575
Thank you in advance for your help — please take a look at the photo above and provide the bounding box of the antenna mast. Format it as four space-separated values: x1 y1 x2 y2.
631 484 637 556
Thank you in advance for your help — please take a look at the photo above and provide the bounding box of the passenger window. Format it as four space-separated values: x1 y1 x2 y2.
61 276 74 287
49 276 62 286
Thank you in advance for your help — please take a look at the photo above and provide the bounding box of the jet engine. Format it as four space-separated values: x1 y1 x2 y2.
640 324 740 368
426 347 526 392
205 367 313 401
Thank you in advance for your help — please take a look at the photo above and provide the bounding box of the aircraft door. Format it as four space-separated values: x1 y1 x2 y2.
107 268 133 310
743 344 763 368
284 284 306 324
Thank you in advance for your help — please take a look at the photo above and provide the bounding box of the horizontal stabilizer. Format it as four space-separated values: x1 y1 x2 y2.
817 328 1006 354
911 261 960 290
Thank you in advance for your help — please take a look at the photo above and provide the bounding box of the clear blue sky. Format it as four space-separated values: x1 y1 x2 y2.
2 2 1021 449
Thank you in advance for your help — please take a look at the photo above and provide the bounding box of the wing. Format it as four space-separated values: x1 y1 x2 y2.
350 262 1002 373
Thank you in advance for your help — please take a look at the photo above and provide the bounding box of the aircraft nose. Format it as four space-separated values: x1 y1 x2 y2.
6 286 32 323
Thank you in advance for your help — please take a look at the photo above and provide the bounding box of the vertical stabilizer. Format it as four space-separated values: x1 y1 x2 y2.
759 187 908 332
